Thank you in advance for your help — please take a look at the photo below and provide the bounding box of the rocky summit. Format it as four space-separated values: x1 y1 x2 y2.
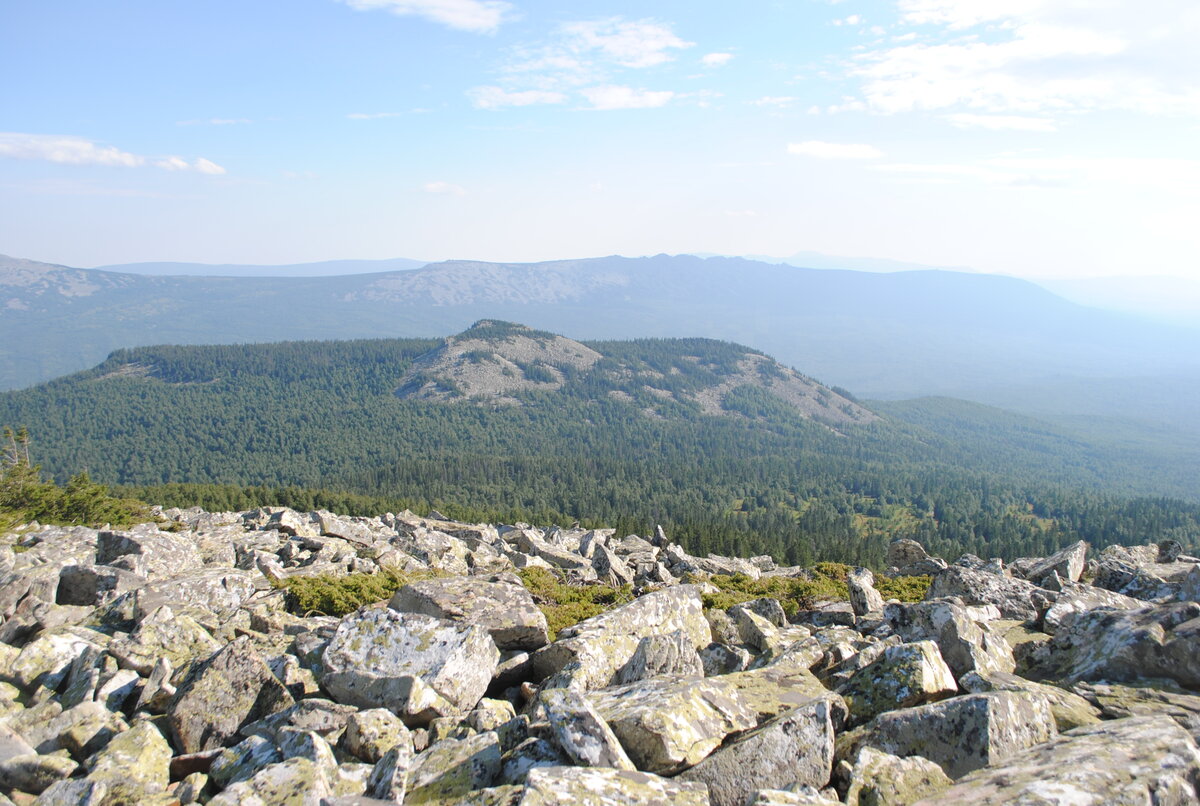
1 506 1199 805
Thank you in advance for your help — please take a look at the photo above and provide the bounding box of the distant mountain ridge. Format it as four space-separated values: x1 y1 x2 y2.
93 256 428 277
2 252 1198 434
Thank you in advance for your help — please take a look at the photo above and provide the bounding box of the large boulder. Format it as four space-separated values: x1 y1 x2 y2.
885 600 1014 679
6 627 105 691
320 608 499 725
107 605 220 676
613 630 704 685
839 691 1057 779
913 716 1200 804
533 586 711 691
1041 581 1145 634
677 699 836 806
1024 601 1200 687
106 568 257 621
1072 681 1200 741
85 720 172 804
847 568 885 617
388 576 549 652
405 731 501 804
96 529 202 579
168 636 295 753
518 765 710 805
1012 541 1087 585
838 641 957 726
959 670 1101 732
844 747 952 806
538 688 634 771
589 674 758 774
926 566 1053 621
886 539 947 577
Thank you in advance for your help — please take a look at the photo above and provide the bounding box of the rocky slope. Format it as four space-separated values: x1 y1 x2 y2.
2 506 1200 804
396 321 876 427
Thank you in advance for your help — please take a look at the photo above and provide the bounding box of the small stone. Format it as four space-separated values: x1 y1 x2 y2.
340 708 413 765
843 747 952 806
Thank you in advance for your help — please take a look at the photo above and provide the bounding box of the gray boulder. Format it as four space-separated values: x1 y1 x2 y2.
388 576 548 651
519 765 710 805
914 716 1200 805
95 529 203 579
885 600 1015 679
320 608 499 725
844 747 952 806
1013 540 1088 585
848 568 885 617
926 566 1054 621
678 698 836 806
1041 581 1145 634
886 539 947 577
839 691 1057 779
960 670 1101 732
838 641 957 726
538 687 634 770
613 630 704 685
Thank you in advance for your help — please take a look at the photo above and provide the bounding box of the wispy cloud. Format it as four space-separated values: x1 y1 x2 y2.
787 140 883 159
336 0 511 34
702 52 733 67
423 180 467 195
581 85 674 110
0 133 227 174
469 17 689 111
468 86 567 109
842 0 1200 118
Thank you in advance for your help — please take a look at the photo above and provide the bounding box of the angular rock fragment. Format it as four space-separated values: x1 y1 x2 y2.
885 600 1014 679
341 708 413 765
926 566 1054 621
538 687 634 770
320 608 499 725
207 757 332 806
678 698 836 806
389 576 549 651
518 765 710 806
959 670 1100 732
168 636 295 753
839 690 1057 779
85 720 172 804
844 747 952 806
613 630 704 685
914 716 1200 804
848 568 885 617
838 640 957 726
405 731 501 804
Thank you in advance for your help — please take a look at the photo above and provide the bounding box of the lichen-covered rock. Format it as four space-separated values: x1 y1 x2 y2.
498 737 568 786
0 751 77 795
839 691 1057 779
1025 601 1200 687
96 529 203 579
533 585 711 691
240 698 357 743
678 698 836 806
30 777 108 805
56 564 147 607
207 757 332 806
8 627 105 691
210 734 284 788
465 699 516 734
405 731 501 804
366 743 413 801
389 577 549 651
1014 541 1087 586
85 720 172 803
613 630 704 685
107 604 220 675
333 708 410 766
848 568 885 617
589 674 758 774
926 566 1053 621
844 747 952 806
538 687 634 770
108 568 258 621
913 716 1200 805
168 636 295 753
885 600 1014 679
320 608 499 726
1073 681 1200 741
518 765 710 805
886 539 947 577
959 670 1100 732
41 701 128 760
839 641 957 726
1040 581 1145 634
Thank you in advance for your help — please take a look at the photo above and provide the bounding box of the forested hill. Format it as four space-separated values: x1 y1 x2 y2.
0 327 1197 566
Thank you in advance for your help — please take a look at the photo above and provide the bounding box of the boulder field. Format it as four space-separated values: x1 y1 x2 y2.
1 509 1199 805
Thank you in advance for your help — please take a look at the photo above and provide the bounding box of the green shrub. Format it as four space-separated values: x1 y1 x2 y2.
518 566 632 640
276 569 441 617
876 574 932 602
697 570 849 616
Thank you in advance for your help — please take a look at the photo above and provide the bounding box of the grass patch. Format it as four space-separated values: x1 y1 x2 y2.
276 569 442 617
518 566 633 640
696 568 850 616
876 574 932 602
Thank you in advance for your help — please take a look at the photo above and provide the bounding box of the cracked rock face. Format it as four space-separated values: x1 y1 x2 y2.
388 576 549 652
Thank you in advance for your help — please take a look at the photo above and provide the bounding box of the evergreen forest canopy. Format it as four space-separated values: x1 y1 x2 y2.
1 325 1197 567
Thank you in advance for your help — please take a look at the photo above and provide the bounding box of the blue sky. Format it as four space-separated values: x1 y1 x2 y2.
2 0 1198 279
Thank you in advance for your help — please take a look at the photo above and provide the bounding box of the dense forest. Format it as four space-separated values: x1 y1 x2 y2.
1 330 1197 566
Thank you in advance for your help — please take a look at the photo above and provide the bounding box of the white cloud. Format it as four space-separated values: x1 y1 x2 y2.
0 133 226 174
702 52 733 67
787 140 883 159
468 86 567 109
833 14 863 26
347 112 405 120
946 113 1057 131
581 85 674 110
846 0 1200 117
560 18 692 68
423 180 467 195
337 0 511 33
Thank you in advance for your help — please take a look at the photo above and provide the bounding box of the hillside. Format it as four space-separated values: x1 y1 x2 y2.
1 328 1197 567
4 254 1198 437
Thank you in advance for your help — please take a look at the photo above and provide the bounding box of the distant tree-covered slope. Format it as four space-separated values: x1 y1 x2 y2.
1 327 1196 564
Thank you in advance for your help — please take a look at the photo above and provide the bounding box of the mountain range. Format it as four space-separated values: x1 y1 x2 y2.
3 252 1198 436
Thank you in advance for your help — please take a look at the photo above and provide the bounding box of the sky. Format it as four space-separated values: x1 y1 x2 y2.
2 0 1199 280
